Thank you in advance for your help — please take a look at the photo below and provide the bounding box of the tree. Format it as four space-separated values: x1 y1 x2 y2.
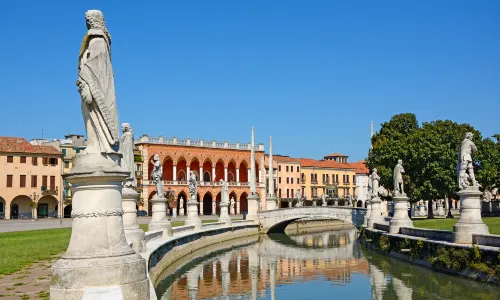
367 113 419 196
476 136 500 190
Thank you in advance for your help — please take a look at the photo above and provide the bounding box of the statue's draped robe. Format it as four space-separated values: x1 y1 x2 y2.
120 132 136 185
78 30 119 155
151 162 164 198
393 164 404 193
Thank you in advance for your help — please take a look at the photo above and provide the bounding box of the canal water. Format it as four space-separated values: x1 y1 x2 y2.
154 226 500 299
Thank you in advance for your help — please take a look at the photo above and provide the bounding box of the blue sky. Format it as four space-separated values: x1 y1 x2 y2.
1 1 498 161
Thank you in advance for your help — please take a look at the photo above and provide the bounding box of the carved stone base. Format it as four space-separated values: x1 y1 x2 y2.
148 196 172 238
454 186 489 243
389 196 413 233
184 199 202 230
266 196 277 211
246 194 260 221
218 203 231 226
122 188 145 253
363 201 371 227
367 197 385 228
51 154 149 300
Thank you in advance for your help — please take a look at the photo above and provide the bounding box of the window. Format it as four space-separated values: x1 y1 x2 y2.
49 158 58 166
6 175 13 187
42 157 48 165
64 161 70 168
311 174 314 181
32 157 38 165
279 177 281 184
42 176 48 188
336 174 339 183
290 178 293 184
286 177 289 184
31 175 37 188
62 149 67 156
301 173 305 182
278 165 281 172
286 166 289 172
20 175 26 187
297 166 300 172
7 156 13 163
20 156 26 163
353 175 356 183
279 189 282 197
50 176 56 190
287 189 290 198
297 177 299 183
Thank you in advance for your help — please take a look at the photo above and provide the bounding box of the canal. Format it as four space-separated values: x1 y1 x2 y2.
154 225 500 299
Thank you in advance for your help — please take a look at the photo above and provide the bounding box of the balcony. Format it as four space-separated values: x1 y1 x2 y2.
41 186 58 196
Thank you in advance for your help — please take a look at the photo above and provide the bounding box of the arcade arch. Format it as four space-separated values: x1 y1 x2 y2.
203 192 213 215
11 195 32 219
163 157 174 180
240 192 248 215
177 158 187 181
38 195 58 218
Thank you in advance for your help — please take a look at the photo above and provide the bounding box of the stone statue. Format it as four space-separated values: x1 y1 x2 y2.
368 168 380 198
220 179 229 204
393 159 405 196
483 190 492 202
119 123 135 188
150 154 164 198
321 193 326 205
458 132 478 189
77 10 119 156
492 188 498 200
179 197 184 209
188 171 197 201
230 197 235 211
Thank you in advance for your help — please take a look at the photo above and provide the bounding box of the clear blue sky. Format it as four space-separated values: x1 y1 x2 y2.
1 1 498 161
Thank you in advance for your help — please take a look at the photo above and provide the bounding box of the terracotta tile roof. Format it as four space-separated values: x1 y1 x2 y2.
0 136 61 155
348 160 369 174
273 155 302 163
296 158 355 170
324 152 349 157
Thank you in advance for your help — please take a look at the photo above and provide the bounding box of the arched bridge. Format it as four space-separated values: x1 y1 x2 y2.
257 206 366 233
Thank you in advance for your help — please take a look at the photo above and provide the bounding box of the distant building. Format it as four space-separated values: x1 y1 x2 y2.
0 137 63 219
273 156 302 204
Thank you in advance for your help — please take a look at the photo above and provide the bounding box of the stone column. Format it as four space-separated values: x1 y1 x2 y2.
453 186 489 243
173 164 177 181
199 200 203 216
236 200 240 214
187 166 191 182
148 195 173 238
219 185 231 225
247 169 251 183
269 258 277 300
367 197 385 228
267 136 277 211
122 188 146 253
212 167 216 182
236 168 240 183
247 127 260 221
212 200 216 215
389 195 413 233
224 167 228 182
185 193 202 230
51 154 149 299
199 166 203 183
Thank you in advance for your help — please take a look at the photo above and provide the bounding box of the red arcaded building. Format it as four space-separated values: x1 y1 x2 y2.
135 135 266 216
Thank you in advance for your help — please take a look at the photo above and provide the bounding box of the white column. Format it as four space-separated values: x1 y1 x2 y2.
247 169 251 183
236 168 240 183
199 166 203 183
212 167 216 182
123 188 145 253
173 164 177 181
236 200 240 214
220 254 231 298
187 166 191 182
224 167 228 182
267 136 277 210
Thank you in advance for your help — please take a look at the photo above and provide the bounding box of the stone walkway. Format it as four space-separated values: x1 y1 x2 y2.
0 256 56 299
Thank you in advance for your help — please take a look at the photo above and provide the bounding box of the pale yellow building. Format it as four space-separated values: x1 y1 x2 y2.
0 137 63 219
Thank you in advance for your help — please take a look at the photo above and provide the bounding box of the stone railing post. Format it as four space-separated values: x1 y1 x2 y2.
389 195 413 233
122 188 146 253
148 195 172 238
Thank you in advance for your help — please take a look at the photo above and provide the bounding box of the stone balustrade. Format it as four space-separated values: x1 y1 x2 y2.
136 135 265 151
171 225 195 235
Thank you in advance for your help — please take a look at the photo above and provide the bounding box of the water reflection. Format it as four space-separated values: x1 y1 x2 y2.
155 226 500 299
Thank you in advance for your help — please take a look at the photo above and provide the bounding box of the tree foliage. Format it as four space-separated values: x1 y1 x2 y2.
366 113 500 203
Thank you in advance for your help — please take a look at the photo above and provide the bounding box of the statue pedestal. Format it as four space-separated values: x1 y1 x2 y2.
418 204 426 216
266 196 277 210
218 202 231 226
389 195 413 233
367 197 385 228
436 200 445 216
363 200 371 227
178 207 185 216
453 187 489 243
322 199 327 207
148 196 172 238
122 188 145 253
185 199 202 230
50 154 149 300
246 194 260 221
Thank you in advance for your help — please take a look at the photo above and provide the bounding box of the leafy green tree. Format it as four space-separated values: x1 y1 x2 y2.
476 136 500 190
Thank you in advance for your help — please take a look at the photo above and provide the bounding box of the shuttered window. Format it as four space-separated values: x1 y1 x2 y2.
31 175 37 187
20 175 26 187
7 175 13 187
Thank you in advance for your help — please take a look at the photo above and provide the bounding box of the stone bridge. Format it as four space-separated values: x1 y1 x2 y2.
257 206 367 233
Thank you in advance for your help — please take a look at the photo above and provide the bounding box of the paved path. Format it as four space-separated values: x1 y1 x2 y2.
0 215 241 233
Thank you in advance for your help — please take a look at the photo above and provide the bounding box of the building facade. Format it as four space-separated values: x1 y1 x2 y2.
273 156 301 203
135 135 266 216
0 137 63 219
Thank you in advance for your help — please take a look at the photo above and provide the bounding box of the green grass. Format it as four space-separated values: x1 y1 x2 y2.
1 219 223 275
413 217 500 235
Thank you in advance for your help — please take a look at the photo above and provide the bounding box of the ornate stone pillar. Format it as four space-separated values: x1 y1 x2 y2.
367 196 385 228
248 246 259 300
51 154 149 299
212 167 216 182
122 188 145 253
247 127 260 221
389 195 413 233
173 164 177 181
267 136 277 211
454 186 489 243
148 195 173 238
236 168 240 183
185 193 202 230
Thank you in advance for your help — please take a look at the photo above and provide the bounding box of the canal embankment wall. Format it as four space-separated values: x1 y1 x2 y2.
362 225 500 284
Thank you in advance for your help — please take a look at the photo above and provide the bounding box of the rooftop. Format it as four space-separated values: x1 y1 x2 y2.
0 137 61 155
347 160 369 174
324 153 349 158
135 135 265 151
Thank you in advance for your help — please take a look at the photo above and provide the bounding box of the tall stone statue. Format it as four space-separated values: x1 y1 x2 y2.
77 10 119 156
368 168 380 198
231 197 235 211
393 159 405 196
220 179 229 204
120 123 136 188
458 132 478 190
150 154 164 198
189 171 197 201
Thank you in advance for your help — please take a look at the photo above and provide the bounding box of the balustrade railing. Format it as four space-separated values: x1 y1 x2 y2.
136 135 264 151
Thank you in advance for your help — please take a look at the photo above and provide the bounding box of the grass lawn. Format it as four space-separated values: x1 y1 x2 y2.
413 217 500 235
0 219 221 275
